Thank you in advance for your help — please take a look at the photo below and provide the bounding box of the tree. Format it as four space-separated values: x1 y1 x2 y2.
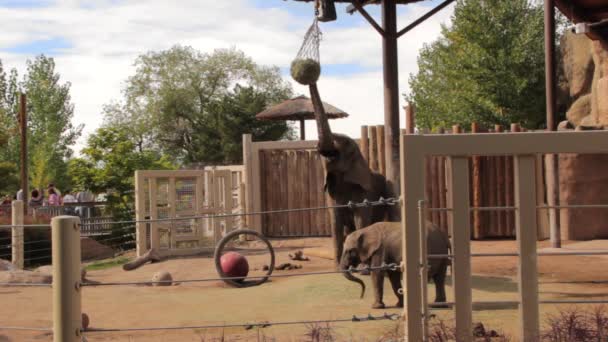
69 126 174 223
0 56 81 192
405 0 549 130
104 46 294 165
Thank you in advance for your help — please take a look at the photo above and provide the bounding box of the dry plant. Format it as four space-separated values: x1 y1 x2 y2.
304 322 336 342
541 305 608 341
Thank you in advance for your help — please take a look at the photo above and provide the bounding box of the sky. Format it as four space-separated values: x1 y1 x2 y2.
0 0 455 152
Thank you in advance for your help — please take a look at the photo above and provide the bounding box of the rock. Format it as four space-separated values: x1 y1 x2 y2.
81 237 114 261
557 120 573 131
151 271 172 286
561 31 594 98
288 250 310 261
0 259 16 271
472 322 486 337
82 313 90 330
597 77 608 126
566 94 592 127
0 270 52 285
35 265 88 282
559 153 608 240
276 263 292 270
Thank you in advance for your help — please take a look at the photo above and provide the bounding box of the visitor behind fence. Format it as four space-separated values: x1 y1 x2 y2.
47 188 61 206
29 189 43 207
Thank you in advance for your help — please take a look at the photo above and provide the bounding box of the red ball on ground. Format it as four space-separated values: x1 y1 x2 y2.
220 252 249 280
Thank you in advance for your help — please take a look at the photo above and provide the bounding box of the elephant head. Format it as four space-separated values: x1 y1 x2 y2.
310 85 374 194
339 228 382 299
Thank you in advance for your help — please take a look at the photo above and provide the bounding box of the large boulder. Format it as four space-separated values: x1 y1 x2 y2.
559 152 608 240
561 31 594 98
566 94 592 126
35 265 87 282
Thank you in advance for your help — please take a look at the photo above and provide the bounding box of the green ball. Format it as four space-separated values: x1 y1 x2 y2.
290 58 321 85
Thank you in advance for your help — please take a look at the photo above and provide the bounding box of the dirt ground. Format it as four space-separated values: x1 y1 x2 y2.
2 237 608 341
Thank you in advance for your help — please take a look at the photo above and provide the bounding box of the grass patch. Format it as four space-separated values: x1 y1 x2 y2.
85 256 130 271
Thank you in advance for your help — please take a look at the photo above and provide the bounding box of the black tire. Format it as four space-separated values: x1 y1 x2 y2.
214 229 275 288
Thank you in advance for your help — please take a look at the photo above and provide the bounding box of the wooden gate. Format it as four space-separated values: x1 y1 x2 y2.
134 167 245 257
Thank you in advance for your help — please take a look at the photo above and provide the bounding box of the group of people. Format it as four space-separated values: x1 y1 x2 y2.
1 184 95 208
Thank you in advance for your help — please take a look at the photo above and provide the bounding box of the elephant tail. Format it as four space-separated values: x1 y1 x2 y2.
343 269 365 299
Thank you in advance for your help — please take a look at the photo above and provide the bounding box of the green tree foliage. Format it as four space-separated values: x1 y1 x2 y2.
406 0 547 130
69 126 174 221
104 46 294 165
0 56 82 194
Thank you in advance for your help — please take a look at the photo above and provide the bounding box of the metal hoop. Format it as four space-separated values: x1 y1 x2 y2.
214 229 275 288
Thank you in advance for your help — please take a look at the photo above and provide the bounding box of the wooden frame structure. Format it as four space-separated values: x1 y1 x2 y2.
134 167 245 257
401 130 608 341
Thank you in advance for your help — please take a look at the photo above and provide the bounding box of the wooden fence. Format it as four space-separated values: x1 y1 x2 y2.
245 122 549 240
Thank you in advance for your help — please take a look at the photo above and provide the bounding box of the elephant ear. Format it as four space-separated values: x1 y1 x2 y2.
343 153 374 193
357 228 382 262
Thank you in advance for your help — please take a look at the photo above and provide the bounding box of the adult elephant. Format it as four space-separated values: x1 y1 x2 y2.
309 84 397 265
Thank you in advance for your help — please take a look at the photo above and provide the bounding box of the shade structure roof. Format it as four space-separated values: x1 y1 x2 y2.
290 0 424 3
555 0 608 40
256 95 349 121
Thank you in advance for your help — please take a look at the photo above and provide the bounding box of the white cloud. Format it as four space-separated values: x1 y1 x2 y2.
0 0 453 152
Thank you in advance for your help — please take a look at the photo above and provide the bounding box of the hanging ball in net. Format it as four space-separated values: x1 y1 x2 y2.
220 252 249 280
290 58 321 85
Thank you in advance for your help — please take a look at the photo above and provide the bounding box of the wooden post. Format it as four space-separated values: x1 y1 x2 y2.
495 125 505 236
11 200 24 269
299 118 306 140
514 155 540 341
242 134 256 232
506 124 519 236
134 171 147 256
360 125 370 162
487 129 497 236
168 177 176 249
471 123 482 239
448 156 473 341
430 156 439 226
19 94 28 215
376 125 386 176
52 215 82 342
369 126 379 172
405 103 415 134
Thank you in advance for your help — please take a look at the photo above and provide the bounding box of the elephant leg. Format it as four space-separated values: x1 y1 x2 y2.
371 255 386 309
432 261 448 306
354 207 372 230
388 271 403 308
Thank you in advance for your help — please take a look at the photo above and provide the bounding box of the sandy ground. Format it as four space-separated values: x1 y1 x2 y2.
2 237 608 341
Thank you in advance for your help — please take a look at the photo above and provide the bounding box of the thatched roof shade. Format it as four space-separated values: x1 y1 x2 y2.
256 95 348 121
290 0 424 3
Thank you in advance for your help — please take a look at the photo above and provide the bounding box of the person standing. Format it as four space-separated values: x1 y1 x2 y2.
29 189 43 207
47 188 61 206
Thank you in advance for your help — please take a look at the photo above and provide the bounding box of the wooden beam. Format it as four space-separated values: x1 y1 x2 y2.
345 0 374 14
397 0 455 38
351 0 386 37
554 0 608 44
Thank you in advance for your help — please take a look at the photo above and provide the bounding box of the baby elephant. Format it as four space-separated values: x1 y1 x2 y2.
340 221 450 309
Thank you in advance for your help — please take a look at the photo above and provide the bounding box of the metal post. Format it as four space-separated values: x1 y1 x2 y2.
52 215 82 342
382 0 401 210
544 0 560 248
448 157 473 341
19 93 28 215
418 200 429 341
514 155 540 341
11 200 24 269
401 133 424 341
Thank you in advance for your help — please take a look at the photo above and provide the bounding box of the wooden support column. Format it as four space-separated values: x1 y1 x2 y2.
405 103 415 134
382 0 401 212
360 125 369 163
495 125 505 236
19 94 28 215
369 127 379 172
134 171 147 256
148 178 159 251
376 125 386 176
514 155 540 341
544 0 560 248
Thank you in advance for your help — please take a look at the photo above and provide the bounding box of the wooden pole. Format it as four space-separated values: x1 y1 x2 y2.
471 123 482 239
19 93 28 215
506 124 519 236
495 125 505 236
360 125 369 163
382 0 401 212
11 200 24 269
369 126 379 172
544 0 560 248
52 215 82 342
376 125 386 176
405 103 415 134
438 128 447 232
299 119 306 140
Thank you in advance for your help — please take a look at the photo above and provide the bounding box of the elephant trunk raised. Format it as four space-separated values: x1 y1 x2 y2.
340 253 365 299
309 83 336 155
